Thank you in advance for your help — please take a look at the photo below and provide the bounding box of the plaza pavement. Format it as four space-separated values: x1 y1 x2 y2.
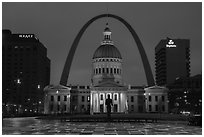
2 117 202 135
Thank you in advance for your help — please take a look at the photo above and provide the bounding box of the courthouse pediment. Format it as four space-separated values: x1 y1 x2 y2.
94 81 124 87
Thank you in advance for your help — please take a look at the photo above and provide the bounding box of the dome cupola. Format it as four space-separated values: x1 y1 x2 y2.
92 23 123 86
93 45 122 59
93 23 122 59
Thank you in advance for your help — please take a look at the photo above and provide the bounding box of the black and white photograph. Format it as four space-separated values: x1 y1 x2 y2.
2 1 202 135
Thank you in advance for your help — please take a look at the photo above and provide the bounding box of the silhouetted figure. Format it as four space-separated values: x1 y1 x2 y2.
105 94 113 122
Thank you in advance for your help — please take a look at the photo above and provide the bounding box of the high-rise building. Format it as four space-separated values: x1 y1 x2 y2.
2 30 50 114
155 38 190 86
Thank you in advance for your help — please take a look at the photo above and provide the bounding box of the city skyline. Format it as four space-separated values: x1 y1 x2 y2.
2 2 202 86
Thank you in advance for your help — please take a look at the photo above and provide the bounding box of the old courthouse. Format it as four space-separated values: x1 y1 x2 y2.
44 24 168 114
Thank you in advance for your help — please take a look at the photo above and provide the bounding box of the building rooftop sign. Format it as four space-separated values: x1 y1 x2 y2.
166 39 176 48
19 34 34 38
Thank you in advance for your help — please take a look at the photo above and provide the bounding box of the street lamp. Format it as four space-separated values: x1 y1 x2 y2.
37 85 41 89
16 78 21 84
144 93 148 113
16 78 22 115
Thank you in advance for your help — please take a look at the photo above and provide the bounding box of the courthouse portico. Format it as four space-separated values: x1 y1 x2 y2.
44 23 168 115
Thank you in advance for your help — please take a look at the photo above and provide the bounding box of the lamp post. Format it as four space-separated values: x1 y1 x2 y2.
37 84 41 114
16 78 22 115
144 93 147 113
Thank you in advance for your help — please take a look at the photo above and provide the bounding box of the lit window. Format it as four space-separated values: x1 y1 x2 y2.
17 79 21 84
37 85 40 89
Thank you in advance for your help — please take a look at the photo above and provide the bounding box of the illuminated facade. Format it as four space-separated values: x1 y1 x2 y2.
44 85 71 114
144 86 168 113
90 24 128 114
44 24 169 114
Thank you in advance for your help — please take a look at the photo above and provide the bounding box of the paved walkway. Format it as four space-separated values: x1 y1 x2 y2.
2 117 202 135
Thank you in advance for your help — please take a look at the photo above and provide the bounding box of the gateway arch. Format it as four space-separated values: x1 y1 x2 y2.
60 14 155 86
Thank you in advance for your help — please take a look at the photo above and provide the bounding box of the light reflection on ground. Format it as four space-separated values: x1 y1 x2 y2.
2 117 202 135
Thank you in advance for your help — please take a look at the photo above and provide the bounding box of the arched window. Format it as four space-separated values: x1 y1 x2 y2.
100 94 103 100
110 68 113 74
96 68 98 74
106 68 109 74
117 69 119 74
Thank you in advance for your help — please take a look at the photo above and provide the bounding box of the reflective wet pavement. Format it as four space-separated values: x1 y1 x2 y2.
2 117 202 135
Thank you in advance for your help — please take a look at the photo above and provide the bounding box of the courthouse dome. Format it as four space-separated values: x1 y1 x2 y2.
93 44 122 59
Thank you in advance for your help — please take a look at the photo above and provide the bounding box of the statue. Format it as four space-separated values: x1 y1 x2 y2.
105 94 113 121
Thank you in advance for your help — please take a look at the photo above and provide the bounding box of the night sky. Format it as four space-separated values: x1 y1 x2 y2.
2 2 202 86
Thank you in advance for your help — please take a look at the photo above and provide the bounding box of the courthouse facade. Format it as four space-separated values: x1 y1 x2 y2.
44 24 168 114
